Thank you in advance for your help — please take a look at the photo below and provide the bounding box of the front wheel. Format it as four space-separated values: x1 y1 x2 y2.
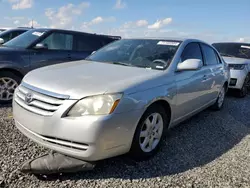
129 104 169 161
0 71 21 104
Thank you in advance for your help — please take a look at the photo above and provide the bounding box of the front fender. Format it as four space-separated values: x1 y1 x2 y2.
0 62 27 75
115 83 177 125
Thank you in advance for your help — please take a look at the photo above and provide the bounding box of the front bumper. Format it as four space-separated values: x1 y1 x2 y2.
228 69 248 89
13 100 142 161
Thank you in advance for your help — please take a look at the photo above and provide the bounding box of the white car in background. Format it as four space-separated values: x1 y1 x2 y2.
212 42 250 97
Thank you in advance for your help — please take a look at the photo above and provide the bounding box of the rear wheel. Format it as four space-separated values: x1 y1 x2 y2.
129 104 169 161
237 75 249 98
211 85 226 110
0 71 21 104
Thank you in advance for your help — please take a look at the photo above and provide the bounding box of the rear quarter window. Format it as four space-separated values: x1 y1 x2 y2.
75 34 103 52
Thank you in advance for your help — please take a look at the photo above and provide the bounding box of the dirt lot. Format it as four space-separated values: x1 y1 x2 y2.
0 95 250 188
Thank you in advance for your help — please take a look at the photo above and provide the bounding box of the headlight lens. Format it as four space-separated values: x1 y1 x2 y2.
229 64 246 70
67 93 123 117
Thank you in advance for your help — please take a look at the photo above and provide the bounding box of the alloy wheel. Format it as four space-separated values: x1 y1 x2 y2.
0 77 18 101
139 112 164 153
218 87 225 108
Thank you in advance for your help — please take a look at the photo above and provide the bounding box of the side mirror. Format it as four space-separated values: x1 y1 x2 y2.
177 59 203 71
34 43 48 50
0 38 4 45
91 51 96 55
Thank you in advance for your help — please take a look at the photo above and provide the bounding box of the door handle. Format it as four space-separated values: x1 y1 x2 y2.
67 53 72 59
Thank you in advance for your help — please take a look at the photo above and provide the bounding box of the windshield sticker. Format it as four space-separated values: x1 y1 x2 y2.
157 41 180 46
32 32 44 37
241 45 250 49
156 65 164 69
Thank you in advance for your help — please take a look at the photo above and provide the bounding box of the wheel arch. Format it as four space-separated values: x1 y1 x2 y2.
141 98 172 128
0 68 24 79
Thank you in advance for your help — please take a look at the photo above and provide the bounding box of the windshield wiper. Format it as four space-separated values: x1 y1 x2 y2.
220 53 236 58
112 62 137 67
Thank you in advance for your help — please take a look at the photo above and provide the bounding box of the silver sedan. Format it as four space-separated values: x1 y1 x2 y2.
13 38 230 161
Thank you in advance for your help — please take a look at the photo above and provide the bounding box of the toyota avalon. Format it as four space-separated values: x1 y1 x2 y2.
13 38 229 161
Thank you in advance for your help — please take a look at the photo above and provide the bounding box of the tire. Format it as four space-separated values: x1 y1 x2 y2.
237 75 249 98
211 84 226 111
129 104 169 161
0 71 21 104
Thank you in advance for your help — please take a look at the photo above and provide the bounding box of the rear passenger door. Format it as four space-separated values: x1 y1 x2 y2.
200 43 224 100
29 31 74 70
70 34 103 61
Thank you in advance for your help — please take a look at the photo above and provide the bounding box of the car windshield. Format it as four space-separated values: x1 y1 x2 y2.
3 29 49 48
212 43 250 59
86 39 181 70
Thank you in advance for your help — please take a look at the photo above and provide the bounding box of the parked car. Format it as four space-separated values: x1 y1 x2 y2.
13 38 229 162
212 42 250 97
0 27 31 45
0 28 121 103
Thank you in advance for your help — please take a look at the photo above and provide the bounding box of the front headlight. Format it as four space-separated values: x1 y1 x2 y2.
67 93 123 117
229 64 246 70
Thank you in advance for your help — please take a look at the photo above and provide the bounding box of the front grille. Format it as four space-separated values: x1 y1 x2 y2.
14 83 67 116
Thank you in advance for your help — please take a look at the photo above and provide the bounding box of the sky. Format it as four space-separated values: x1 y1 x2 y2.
0 0 249 43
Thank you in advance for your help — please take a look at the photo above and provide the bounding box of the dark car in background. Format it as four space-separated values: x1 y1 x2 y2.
0 28 121 103
0 27 31 45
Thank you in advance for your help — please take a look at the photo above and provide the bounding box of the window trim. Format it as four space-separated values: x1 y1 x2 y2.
180 42 205 64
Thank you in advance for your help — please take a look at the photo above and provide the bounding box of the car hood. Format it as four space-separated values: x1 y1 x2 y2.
222 56 250 65
0 46 26 54
23 60 164 99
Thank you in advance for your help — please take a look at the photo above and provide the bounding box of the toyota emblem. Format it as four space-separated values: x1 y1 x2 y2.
25 93 33 104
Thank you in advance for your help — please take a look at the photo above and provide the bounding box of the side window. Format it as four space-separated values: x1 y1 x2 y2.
201 44 219 65
181 43 203 62
75 34 103 52
1 33 12 42
40 32 73 50
10 31 25 39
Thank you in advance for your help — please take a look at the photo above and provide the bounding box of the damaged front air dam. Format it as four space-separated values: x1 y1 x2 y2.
20 151 96 175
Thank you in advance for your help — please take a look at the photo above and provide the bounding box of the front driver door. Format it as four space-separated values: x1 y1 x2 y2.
29 32 73 71
174 42 211 121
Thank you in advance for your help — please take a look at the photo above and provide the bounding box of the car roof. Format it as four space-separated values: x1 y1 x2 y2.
34 28 121 39
0 27 12 30
121 37 208 43
3 27 32 32
212 42 250 45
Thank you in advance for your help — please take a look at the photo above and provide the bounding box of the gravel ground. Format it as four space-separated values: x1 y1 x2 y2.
0 94 250 188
